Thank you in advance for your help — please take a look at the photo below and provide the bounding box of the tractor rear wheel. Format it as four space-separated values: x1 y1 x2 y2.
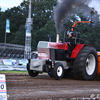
27 64 39 77
63 68 72 78
53 62 64 80
73 46 98 80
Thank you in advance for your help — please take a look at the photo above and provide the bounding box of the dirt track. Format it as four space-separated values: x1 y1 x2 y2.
6 73 100 100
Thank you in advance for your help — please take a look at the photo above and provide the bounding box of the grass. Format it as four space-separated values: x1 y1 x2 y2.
0 70 28 74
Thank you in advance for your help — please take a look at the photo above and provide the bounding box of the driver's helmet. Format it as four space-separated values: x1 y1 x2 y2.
67 30 73 36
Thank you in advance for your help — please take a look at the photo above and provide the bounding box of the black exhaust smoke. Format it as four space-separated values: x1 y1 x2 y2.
54 0 100 34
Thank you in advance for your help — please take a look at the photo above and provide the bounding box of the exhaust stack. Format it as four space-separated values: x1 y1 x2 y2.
56 33 59 43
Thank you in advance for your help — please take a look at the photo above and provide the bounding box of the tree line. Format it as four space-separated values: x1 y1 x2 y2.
0 0 100 51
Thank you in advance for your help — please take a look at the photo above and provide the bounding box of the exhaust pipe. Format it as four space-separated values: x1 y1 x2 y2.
56 33 59 43
48 34 52 42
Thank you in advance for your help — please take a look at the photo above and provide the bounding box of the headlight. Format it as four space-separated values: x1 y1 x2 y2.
38 53 48 57
44 53 48 57
38 53 41 56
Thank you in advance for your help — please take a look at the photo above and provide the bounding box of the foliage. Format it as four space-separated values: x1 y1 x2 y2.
0 0 100 51
31 20 56 48
0 0 57 46
10 25 25 45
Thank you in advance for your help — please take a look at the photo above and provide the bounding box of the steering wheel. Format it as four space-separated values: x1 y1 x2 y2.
63 27 81 43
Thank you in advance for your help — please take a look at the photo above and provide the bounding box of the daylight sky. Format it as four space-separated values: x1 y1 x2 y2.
89 0 100 14
0 0 100 14
0 0 23 11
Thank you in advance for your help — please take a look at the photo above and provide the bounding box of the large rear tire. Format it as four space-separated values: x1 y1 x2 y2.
53 62 64 80
73 46 98 80
63 68 72 78
27 64 39 77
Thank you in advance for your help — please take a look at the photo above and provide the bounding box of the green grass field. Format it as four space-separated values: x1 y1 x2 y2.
0 70 28 74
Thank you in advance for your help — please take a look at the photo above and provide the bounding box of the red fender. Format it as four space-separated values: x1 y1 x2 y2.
71 44 90 58
97 52 100 75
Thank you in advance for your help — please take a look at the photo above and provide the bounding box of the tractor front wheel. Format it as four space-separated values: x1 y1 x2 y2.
53 62 64 80
27 64 39 77
73 46 98 80
48 70 53 77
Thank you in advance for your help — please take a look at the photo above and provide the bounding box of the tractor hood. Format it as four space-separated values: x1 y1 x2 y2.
37 41 68 50
37 41 68 59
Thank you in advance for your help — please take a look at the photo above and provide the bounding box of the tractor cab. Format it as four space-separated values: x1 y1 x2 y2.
61 27 81 58
63 27 81 44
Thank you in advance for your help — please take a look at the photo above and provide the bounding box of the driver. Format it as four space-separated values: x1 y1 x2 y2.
67 31 75 45
68 32 73 38
66 31 76 57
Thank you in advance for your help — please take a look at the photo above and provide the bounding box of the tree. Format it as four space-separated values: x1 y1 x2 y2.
0 11 6 43
31 20 56 48
0 0 57 46
1 0 100 51
31 0 57 30
11 25 25 45
0 6 26 43
0 7 1 12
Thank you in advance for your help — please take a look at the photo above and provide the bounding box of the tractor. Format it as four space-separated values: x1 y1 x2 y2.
27 19 100 80
27 8 100 80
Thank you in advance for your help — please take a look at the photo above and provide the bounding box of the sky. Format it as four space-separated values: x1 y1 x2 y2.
0 0 23 11
0 0 100 14
89 0 100 14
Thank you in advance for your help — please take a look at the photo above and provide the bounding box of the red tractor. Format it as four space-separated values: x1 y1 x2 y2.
27 20 100 80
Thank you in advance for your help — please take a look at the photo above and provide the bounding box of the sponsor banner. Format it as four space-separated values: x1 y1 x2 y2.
19 59 28 66
2 59 28 66
2 59 12 66
6 19 10 33
1 59 28 70
0 74 7 100
26 24 31 37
